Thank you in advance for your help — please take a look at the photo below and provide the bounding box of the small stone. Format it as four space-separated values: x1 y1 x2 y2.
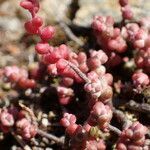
38 0 72 24
25 89 32 96
0 132 4 141
42 113 48 118
2 83 11 91
48 111 56 119
45 148 53 150
41 118 49 128
74 0 150 27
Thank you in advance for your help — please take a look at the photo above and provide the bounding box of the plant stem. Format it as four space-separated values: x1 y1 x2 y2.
113 108 131 129
108 124 121 135
67 61 91 83
11 132 31 150
126 100 150 113
58 21 84 46
37 129 64 145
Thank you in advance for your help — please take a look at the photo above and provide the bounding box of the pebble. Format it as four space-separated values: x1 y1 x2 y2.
74 0 150 27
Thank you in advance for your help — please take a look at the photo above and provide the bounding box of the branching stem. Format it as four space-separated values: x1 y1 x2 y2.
37 129 64 145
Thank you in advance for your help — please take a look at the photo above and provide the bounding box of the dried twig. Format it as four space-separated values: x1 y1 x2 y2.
108 124 121 135
37 129 64 145
19 103 37 123
58 20 84 46
19 103 64 146
11 132 32 150
126 100 150 113
67 61 91 83
113 108 131 129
